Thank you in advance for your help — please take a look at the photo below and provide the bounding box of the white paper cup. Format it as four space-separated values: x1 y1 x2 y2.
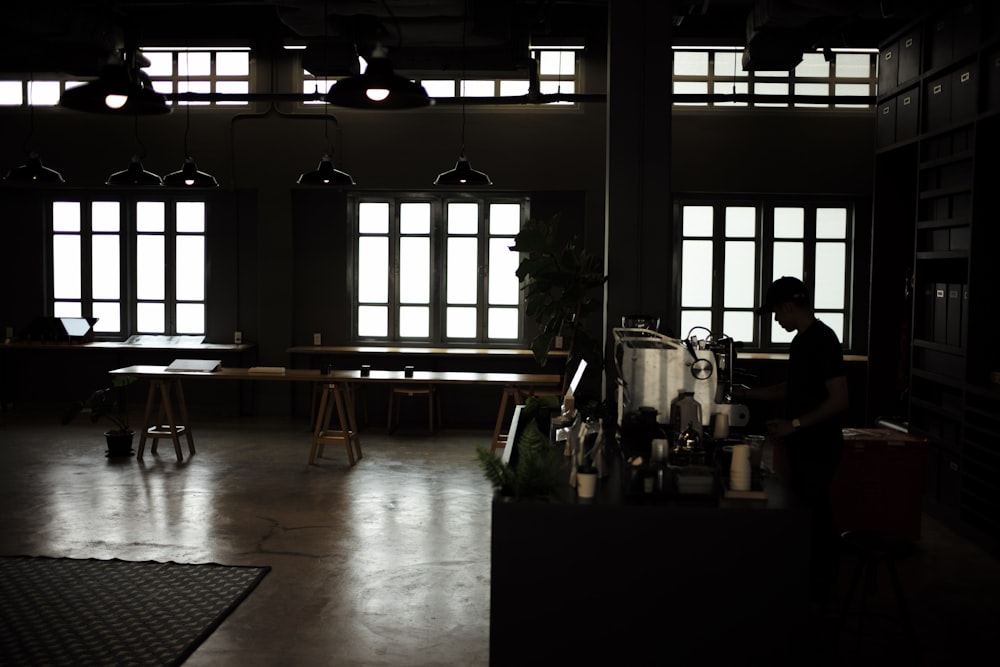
713 413 730 439
729 444 752 490
577 472 598 498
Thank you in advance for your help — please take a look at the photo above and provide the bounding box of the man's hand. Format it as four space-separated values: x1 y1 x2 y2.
766 418 796 438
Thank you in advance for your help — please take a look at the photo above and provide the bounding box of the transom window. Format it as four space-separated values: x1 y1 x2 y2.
676 199 853 350
50 197 208 337
672 47 876 108
300 48 579 107
353 195 526 344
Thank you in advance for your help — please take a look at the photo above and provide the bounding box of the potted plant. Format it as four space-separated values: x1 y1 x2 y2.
62 376 137 458
510 213 607 393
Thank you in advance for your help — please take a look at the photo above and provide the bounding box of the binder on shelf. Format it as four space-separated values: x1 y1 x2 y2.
933 282 948 344
946 283 963 347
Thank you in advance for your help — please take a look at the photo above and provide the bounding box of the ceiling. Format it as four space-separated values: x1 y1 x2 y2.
0 0 936 78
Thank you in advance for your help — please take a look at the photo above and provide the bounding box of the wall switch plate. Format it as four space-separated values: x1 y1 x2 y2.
313 332 322 345
234 331 242 344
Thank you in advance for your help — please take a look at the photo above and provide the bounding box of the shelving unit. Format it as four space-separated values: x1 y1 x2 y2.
873 0 1000 553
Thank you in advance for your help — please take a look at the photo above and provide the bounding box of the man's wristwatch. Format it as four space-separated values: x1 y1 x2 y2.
791 418 802 430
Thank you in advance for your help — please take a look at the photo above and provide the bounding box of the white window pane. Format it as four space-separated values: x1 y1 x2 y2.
488 307 519 339
447 306 477 338
819 313 845 342
673 80 708 102
152 80 173 96
771 320 795 344
817 208 847 238
137 236 165 300
358 237 388 302
136 201 165 232
177 201 206 233
755 69 788 78
461 79 494 96
499 80 529 96
725 207 755 237
448 202 479 235
772 242 803 281
176 236 205 300
216 51 249 76
176 303 204 334
539 80 574 101
179 51 212 77
815 242 846 309
28 81 61 105
423 80 456 97
489 238 520 305
400 202 431 234
795 53 829 77
683 206 713 237
538 51 575 76
92 302 120 333
681 240 713 307
713 81 748 106
359 202 389 234
0 81 23 105
358 306 388 337
137 302 165 333
722 311 755 343
680 311 712 339
399 237 430 303
144 52 173 77
724 241 755 308
215 80 249 104
447 238 478 304
92 235 120 299
836 53 870 78
755 82 789 107
834 82 870 108
773 208 804 237
52 202 81 232
713 50 746 77
674 51 708 76
52 236 81 300
489 204 521 235
53 302 81 317
794 82 828 107
92 202 120 232
399 306 429 338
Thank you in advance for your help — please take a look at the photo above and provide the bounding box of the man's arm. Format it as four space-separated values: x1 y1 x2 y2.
767 375 848 437
736 381 788 402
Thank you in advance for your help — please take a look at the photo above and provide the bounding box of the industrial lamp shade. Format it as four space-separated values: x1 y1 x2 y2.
326 47 430 110
163 157 218 187
4 153 65 183
59 65 169 115
107 156 163 185
434 154 492 186
297 155 355 185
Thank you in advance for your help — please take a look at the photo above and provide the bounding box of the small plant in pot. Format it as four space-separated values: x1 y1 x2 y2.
62 376 137 458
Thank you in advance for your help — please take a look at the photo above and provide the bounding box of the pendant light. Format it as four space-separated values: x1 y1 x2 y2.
434 1 491 186
107 116 163 186
163 51 218 188
326 43 430 109
4 152 65 183
59 49 169 116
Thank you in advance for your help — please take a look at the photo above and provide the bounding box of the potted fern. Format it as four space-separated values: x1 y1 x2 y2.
62 376 137 458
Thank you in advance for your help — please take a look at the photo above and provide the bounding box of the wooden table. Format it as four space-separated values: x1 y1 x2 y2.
109 366 561 465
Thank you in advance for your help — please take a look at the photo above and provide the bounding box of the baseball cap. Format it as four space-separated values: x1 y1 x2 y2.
756 276 809 314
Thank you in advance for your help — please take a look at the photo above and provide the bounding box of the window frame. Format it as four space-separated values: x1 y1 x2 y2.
673 196 856 352
349 192 529 346
47 193 210 339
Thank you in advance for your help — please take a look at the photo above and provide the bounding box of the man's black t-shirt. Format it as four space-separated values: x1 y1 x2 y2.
785 318 845 468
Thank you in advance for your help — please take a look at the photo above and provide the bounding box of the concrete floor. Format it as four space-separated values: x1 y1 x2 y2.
2 408 1000 666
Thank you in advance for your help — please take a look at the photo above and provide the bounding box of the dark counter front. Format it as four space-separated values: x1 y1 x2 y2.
489 475 812 666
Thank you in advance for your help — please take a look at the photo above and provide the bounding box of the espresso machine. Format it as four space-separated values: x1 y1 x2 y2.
612 326 750 433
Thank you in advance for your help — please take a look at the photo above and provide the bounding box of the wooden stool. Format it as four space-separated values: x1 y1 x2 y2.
387 385 441 434
311 382 368 431
309 383 363 466
137 378 195 462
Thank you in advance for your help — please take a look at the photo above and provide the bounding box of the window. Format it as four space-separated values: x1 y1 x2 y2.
50 197 208 337
672 47 877 108
299 48 579 107
353 195 526 344
676 199 853 350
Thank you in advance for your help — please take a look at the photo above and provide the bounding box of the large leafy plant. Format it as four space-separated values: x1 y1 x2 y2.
510 214 607 385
